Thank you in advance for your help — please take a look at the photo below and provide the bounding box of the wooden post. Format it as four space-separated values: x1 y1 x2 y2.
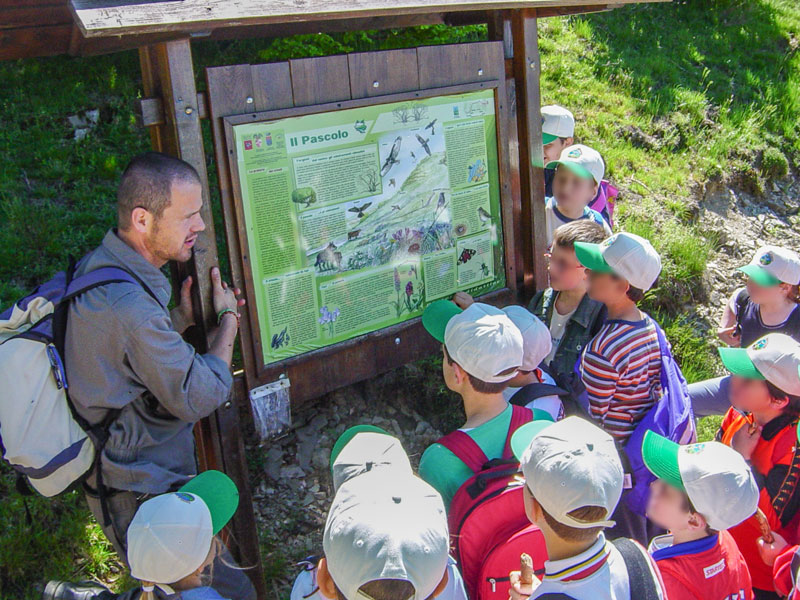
511 9 548 297
138 39 267 599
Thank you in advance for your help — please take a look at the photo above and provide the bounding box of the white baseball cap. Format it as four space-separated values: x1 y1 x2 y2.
330 427 413 492
719 333 800 397
545 144 605 185
642 432 759 531
127 470 239 585
739 245 800 287
542 105 575 143
422 301 523 383
323 469 449 600
510 416 623 529
502 305 552 371
574 232 662 291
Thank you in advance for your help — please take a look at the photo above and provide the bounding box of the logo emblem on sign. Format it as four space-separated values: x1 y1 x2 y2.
567 148 582 158
752 338 769 350
243 139 253 151
760 252 773 266
174 492 195 503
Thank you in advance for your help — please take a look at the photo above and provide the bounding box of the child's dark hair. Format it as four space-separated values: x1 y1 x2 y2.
552 220 607 250
766 380 800 416
443 345 512 394
540 504 607 543
336 579 438 600
681 494 716 536
626 277 658 302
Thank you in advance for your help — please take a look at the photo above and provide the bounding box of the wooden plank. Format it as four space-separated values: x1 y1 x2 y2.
70 0 670 38
511 9 548 296
418 42 503 89
0 4 71 29
0 24 71 60
290 55 351 106
251 62 294 112
348 48 419 98
139 40 267 599
136 92 207 127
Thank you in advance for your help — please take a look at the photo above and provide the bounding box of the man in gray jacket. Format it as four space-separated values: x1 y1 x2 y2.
45 152 254 600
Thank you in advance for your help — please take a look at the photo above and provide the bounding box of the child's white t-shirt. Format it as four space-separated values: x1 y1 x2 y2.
544 197 612 243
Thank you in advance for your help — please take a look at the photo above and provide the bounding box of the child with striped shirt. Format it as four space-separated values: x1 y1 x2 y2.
574 232 664 544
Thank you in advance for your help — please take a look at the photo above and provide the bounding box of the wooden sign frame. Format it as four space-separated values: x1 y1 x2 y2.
206 42 525 404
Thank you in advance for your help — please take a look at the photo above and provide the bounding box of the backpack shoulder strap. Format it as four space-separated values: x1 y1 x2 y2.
502 404 533 459
437 430 489 474
611 538 661 600
64 266 157 303
509 383 570 407
734 288 750 334
537 595 578 600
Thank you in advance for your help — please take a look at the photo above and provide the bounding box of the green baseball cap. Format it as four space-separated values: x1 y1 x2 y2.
542 132 558 145
574 242 615 274
330 424 389 469
641 430 685 492
738 264 781 287
178 470 239 535
510 413 556 460
718 346 766 381
421 299 463 343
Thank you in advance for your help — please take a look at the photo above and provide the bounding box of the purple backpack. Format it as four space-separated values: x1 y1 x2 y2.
623 317 696 515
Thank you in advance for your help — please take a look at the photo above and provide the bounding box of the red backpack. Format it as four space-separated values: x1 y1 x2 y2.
437 405 548 599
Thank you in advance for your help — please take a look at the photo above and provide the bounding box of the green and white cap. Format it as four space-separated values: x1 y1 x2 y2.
642 431 759 531
330 426 412 492
719 333 800 396
511 416 623 529
739 245 800 287
575 232 662 291
422 300 523 383
323 469 449 600
542 105 575 144
545 144 604 185
127 470 239 585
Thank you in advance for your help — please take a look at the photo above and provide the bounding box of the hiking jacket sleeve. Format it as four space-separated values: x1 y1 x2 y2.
123 305 233 422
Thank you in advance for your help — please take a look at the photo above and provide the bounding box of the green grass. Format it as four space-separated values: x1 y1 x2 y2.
2 2 800 596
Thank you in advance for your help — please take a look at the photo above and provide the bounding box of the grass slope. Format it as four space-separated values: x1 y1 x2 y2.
2 1 799 595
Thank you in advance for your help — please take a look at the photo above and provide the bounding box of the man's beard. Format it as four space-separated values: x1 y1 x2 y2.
145 224 192 264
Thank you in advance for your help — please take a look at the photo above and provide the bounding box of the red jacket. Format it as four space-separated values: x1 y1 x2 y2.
650 531 752 600
718 409 800 591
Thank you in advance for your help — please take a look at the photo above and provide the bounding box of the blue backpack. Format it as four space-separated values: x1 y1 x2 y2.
623 317 696 515
0 261 148 497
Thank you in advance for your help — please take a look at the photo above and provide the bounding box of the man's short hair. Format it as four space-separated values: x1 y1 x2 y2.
117 152 200 229
552 220 607 250
443 345 512 394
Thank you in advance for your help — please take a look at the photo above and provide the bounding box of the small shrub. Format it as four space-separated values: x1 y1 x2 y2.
761 146 789 181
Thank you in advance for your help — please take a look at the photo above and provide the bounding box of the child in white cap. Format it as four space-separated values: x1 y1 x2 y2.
544 144 612 243
715 333 800 597
126 470 241 600
290 426 467 600
574 231 666 542
642 432 758 600
507 417 666 599
499 305 565 421
541 105 576 188
417 301 525 508
690 245 800 418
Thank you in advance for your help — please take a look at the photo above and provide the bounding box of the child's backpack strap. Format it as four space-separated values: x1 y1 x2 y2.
509 383 570 407
437 405 533 472
611 538 660 600
502 405 534 460
734 288 750 338
437 431 490 474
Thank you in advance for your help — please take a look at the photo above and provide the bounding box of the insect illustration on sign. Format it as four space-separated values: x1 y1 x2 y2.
458 248 477 265
480 262 490 277
271 326 290 350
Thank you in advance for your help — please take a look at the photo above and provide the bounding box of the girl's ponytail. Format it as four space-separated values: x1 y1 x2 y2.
140 582 156 600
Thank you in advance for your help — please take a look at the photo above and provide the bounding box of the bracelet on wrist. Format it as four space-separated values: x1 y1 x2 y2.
217 308 240 328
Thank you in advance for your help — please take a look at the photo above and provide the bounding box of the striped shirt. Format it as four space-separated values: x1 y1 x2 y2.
581 318 662 441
